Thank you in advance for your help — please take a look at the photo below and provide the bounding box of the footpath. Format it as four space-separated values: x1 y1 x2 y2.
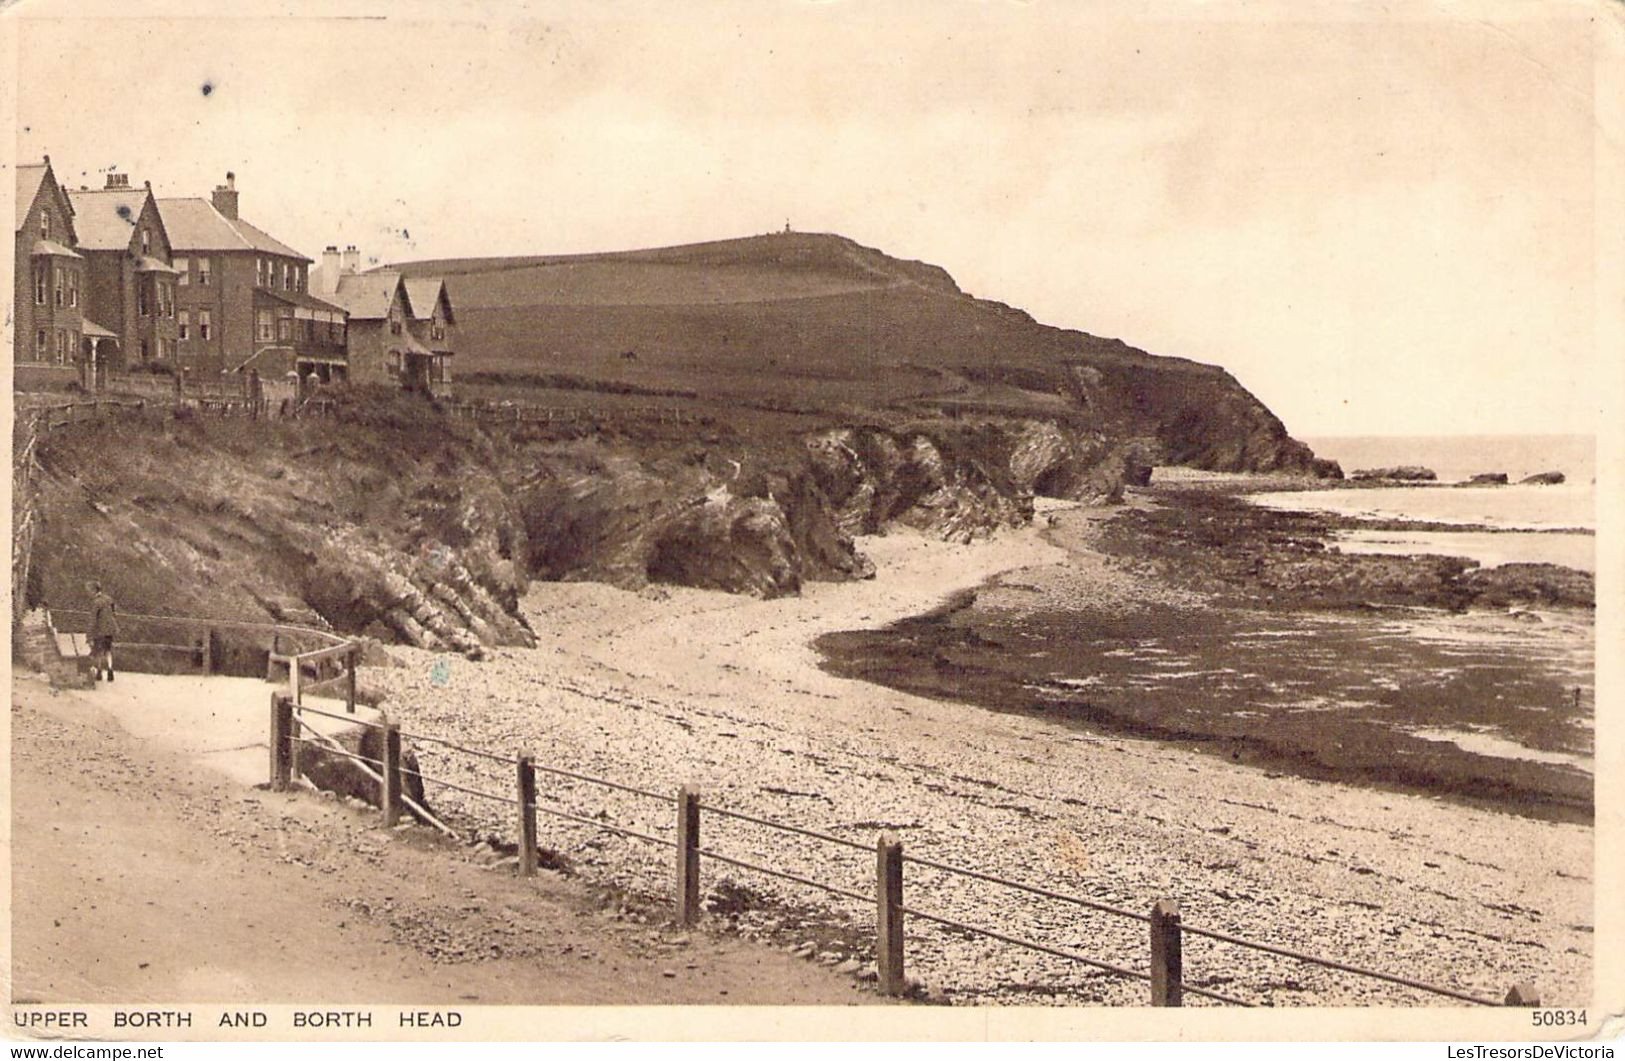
7 670 873 1008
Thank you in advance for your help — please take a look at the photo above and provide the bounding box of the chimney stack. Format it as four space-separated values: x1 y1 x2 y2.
313 245 342 296
104 172 130 190
211 170 239 219
341 244 360 275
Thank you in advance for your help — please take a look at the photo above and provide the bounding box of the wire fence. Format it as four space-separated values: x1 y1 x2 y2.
272 693 1530 1009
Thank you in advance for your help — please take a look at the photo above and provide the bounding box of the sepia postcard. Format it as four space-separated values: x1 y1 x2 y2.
2 0 1620 1046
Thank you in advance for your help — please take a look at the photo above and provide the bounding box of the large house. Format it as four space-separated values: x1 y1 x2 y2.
310 246 454 395
66 173 180 376
15 161 452 398
157 173 346 381
13 156 87 378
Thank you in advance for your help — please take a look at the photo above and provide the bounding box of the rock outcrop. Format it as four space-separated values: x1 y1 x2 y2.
1463 473 1509 485
1350 466 1437 482
1520 471 1566 485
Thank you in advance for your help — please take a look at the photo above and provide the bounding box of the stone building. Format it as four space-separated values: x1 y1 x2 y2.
13 156 87 383
66 173 180 376
158 173 342 380
310 246 454 395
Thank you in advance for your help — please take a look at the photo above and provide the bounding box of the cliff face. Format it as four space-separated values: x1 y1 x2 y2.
26 398 1146 645
30 398 536 659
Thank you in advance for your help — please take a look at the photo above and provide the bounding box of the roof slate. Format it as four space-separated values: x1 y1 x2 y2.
261 287 347 315
326 270 408 320
66 187 149 251
156 197 310 261
403 278 449 321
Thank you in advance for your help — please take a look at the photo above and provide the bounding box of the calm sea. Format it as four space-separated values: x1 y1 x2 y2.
1249 434 1595 572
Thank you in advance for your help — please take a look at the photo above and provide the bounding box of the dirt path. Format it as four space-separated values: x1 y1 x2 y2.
8 673 877 1006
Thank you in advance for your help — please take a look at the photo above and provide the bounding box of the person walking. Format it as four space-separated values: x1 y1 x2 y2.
87 580 118 682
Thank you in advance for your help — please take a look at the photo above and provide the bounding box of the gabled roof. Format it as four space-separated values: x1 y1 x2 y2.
155 198 310 261
67 187 151 251
325 269 409 320
16 159 76 242
16 164 49 226
403 277 452 322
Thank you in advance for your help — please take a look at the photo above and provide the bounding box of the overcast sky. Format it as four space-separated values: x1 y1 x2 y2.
11 0 1615 438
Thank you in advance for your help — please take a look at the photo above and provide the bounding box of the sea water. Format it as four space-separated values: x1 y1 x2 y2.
1248 434 1595 572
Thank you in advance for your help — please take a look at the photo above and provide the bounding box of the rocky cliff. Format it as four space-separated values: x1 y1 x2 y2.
26 393 1151 648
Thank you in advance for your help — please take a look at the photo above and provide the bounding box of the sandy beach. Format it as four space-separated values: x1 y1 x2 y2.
367 505 1593 1007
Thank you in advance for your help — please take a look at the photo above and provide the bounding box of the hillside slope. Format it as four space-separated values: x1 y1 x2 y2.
397 232 1338 477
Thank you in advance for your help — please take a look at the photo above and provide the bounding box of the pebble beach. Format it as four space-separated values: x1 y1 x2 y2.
367 504 1593 1007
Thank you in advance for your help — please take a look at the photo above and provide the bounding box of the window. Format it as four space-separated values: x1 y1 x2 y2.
388 350 403 375
141 228 150 255
139 339 149 361
278 316 292 342
297 267 306 293
283 262 292 291
33 265 47 305
68 270 79 308
178 310 190 341
175 257 190 285
56 330 69 364
138 282 150 317
197 257 211 286
199 310 211 342
54 267 64 307
256 309 273 342
35 330 47 359
40 211 50 240
256 258 264 286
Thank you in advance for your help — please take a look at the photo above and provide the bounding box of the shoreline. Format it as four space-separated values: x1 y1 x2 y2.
367 504 1593 1006
820 488 1594 824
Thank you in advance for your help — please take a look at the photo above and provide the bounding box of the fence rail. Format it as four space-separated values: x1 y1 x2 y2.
268 693 1538 1009
441 399 707 428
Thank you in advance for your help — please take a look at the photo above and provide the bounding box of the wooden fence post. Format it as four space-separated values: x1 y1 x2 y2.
1150 899 1184 1007
201 628 215 675
1505 983 1541 1007
876 833 905 996
270 693 293 790
291 653 303 704
345 647 358 714
516 752 538 877
676 786 701 925
381 723 402 827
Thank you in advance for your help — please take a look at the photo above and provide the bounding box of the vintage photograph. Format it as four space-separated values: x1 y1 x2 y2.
4 0 1616 1044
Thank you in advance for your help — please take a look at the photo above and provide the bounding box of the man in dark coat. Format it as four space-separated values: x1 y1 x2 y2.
87 580 117 682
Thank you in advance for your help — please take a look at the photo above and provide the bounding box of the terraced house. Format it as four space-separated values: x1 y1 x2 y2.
13 156 87 383
66 173 180 379
157 173 346 381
